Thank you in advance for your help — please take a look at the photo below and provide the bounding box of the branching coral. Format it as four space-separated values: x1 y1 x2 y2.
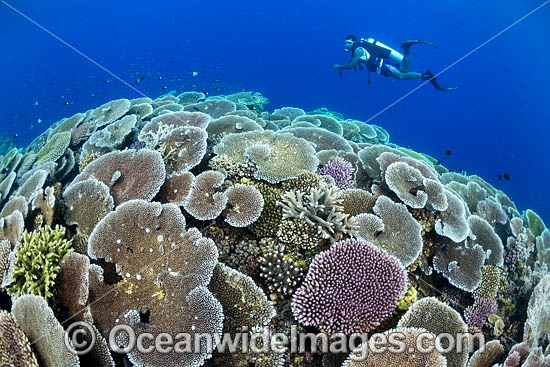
8 225 73 303
292 239 407 334
316 156 354 188
464 298 498 330
278 186 356 241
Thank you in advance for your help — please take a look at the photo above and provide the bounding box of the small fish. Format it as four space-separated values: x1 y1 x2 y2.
64 101 70 106
104 79 110 83
215 78 222 82
136 75 146 84
37 118 42 124
13 134 18 139
242 88 249 91
202 91 209 96
498 174 503 181
503 172 510 180
33 100 39 106
190 71 199 77
158 76 163 80
161 86 167 90
191 83 198 88
445 150 452 156
215 87 221 92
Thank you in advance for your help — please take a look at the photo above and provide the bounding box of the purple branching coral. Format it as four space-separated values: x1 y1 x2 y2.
464 298 498 330
291 239 407 334
316 157 354 189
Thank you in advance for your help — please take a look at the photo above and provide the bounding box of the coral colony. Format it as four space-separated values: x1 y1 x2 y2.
0 90 548 366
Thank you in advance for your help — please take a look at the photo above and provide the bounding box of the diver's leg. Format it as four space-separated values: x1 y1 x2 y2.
388 65 422 80
401 51 411 73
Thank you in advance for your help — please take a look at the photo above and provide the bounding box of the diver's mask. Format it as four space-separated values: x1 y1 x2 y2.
344 39 354 52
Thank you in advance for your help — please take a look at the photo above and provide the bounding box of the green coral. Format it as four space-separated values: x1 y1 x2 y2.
8 225 73 303
0 147 19 171
526 209 546 237
34 131 71 167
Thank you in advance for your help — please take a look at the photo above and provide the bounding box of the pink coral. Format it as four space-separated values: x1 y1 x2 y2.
316 157 354 189
291 238 407 334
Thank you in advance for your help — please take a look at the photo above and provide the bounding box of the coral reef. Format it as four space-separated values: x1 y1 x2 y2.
1 90 546 367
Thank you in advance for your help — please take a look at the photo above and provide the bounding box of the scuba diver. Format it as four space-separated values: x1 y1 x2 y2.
333 35 457 91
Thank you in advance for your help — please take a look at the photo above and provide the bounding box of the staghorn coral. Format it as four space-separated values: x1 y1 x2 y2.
397 297 469 367
71 149 165 206
214 130 319 184
292 239 407 334
278 186 356 241
12 294 80 367
64 178 114 238
87 200 223 367
8 225 73 303
316 156 354 188
156 171 195 206
524 274 550 348
259 250 305 298
223 184 264 227
343 327 447 367
0 310 39 367
356 195 423 268
183 170 228 221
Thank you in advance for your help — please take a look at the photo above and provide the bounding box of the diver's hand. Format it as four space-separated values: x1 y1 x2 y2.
332 64 341 70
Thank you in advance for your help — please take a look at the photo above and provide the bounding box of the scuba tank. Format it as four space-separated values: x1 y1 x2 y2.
363 38 404 64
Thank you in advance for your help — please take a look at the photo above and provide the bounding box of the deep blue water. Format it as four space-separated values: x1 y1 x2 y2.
1 0 549 222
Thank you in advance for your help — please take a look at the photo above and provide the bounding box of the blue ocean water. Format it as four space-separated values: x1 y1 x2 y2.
0 0 548 221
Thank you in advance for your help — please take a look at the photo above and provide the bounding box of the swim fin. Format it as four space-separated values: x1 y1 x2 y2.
422 70 457 92
401 40 439 53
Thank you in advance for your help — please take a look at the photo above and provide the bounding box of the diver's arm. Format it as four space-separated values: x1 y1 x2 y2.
333 49 363 70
